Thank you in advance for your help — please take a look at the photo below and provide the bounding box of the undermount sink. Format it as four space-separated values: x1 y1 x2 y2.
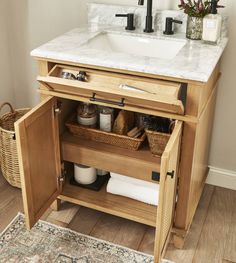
85 32 186 60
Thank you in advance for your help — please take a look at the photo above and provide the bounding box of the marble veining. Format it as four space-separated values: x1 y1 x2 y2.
87 3 187 33
87 3 227 36
31 3 228 82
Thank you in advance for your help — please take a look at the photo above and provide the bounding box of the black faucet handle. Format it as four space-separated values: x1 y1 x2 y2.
163 17 183 35
115 13 135 31
172 19 183 25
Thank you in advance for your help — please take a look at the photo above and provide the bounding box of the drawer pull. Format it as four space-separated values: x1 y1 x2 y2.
90 93 125 107
167 170 175 179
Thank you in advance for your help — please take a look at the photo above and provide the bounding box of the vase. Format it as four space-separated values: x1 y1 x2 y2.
186 16 203 40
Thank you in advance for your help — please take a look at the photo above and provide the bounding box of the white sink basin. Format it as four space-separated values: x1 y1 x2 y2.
85 32 186 60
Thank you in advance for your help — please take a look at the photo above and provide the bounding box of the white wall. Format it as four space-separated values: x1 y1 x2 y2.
27 0 87 106
86 0 173 9
0 0 15 110
208 0 236 171
170 1 236 172
7 0 30 109
6 0 85 108
3 0 236 176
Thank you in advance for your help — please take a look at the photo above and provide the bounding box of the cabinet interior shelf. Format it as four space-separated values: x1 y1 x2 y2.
61 132 161 183
60 179 157 227
60 132 160 227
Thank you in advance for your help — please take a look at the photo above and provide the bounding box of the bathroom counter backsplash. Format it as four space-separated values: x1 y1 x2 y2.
31 3 228 83
87 3 228 38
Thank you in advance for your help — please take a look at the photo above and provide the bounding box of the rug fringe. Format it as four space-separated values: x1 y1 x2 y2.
1 212 175 263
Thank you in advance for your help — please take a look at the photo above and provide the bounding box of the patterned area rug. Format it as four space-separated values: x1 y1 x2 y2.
0 213 174 263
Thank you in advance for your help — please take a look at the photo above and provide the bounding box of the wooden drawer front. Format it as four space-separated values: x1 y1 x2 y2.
38 65 184 115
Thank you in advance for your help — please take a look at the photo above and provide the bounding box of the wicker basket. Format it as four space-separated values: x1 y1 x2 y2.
66 118 146 151
0 102 30 188
145 129 171 157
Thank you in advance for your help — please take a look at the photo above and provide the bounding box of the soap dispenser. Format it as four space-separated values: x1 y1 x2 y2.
202 0 222 44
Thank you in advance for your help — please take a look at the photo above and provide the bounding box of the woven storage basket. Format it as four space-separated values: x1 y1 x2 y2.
145 129 170 157
0 102 30 188
66 117 146 151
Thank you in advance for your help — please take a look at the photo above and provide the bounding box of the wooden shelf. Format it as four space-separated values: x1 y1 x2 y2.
61 132 161 183
60 179 157 227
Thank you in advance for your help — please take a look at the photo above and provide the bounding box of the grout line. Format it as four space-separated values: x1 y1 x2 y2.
192 186 216 262
67 205 82 227
89 211 104 236
137 225 152 253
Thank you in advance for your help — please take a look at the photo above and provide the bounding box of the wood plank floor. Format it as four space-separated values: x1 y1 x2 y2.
0 173 235 263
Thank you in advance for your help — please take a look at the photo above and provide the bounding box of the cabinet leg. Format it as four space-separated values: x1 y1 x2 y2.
173 233 186 249
51 199 61 211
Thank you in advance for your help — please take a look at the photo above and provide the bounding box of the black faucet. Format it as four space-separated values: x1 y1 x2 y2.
138 0 154 33
163 17 183 35
115 13 136 31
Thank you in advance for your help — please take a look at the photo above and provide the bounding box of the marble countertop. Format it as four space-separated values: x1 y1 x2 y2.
31 25 228 83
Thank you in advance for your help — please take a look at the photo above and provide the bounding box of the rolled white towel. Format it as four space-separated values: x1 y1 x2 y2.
107 177 159 206
110 172 158 190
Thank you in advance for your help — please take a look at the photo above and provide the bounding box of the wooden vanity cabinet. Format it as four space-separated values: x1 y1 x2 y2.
15 94 182 263
15 58 220 262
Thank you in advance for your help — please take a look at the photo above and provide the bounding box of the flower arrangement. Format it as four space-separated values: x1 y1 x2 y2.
179 0 224 17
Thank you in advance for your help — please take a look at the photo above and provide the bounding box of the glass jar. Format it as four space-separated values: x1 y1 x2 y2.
186 16 203 40
135 113 149 128
61 70 76 80
77 103 97 128
99 106 114 132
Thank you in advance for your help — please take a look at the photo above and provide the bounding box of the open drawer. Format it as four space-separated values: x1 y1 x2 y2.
15 96 182 262
38 64 184 115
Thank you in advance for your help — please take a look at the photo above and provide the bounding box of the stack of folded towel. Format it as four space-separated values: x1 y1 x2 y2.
107 172 160 206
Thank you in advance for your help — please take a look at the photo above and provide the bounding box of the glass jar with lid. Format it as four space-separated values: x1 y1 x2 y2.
77 102 97 128
99 106 114 132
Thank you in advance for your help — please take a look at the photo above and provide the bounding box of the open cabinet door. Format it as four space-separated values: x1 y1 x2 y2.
15 96 61 229
154 121 183 263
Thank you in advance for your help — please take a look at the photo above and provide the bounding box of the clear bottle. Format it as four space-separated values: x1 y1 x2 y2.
202 0 222 44
99 106 114 132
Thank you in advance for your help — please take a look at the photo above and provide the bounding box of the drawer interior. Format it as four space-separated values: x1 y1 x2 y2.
38 64 184 115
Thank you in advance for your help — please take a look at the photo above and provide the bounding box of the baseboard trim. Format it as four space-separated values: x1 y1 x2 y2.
206 166 236 190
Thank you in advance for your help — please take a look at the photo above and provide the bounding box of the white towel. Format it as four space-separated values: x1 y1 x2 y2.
110 172 158 190
107 175 159 206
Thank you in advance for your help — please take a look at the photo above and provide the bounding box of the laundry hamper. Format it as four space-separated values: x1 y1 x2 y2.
0 102 30 188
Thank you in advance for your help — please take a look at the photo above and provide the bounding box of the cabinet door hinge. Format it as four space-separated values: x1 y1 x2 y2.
54 101 62 115
57 173 65 189
58 174 65 183
57 164 66 188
